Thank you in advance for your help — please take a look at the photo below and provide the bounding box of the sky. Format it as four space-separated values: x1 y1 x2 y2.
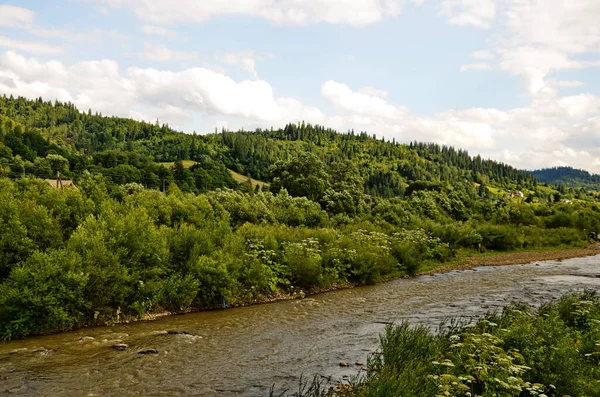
0 1 599 172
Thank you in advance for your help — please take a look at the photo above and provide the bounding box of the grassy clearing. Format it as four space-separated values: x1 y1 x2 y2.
229 169 270 188
157 160 197 168
45 179 75 188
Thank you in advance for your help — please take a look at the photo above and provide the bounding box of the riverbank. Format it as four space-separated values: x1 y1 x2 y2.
138 244 600 323
419 243 600 275
10 244 600 336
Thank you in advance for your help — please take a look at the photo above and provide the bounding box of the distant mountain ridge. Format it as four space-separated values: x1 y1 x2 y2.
530 166 600 190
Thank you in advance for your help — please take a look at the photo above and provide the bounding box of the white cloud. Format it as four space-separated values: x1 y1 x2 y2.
322 80 407 120
477 1 600 98
0 51 136 118
94 0 404 26
127 67 280 120
0 36 64 55
142 25 178 39
501 147 600 172
505 0 600 55
439 0 496 29
496 46 600 96
0 5 35 28
359 86 388 98
461 62 491 71
0 50 324 127
321 80 498 150
221 50 274 80
558 94 600 119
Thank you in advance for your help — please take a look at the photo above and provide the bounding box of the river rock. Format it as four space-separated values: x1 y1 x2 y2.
111 344 128 351
138 349 159 355
5 381 28 394
167 330 190 335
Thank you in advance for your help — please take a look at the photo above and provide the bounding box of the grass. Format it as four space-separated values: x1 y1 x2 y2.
157 160 197 168
157 162 270 188
45 179 75 188
473 182 509 196
229 169 270 188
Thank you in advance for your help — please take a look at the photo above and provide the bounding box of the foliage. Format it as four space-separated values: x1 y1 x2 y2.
532 166 600 191
1 96 600 339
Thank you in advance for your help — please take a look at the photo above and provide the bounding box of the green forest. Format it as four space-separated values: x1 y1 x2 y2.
531 166 600 191
1 95 600 340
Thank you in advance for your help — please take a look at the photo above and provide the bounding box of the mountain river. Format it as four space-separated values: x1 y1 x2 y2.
2 255 600 396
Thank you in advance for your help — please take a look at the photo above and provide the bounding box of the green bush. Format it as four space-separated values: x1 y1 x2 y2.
282 239 324 289
477 224 522 250
390 241 422 276
0 250 89 339
158 275 200 312
191 256 234 307
546 211 573 228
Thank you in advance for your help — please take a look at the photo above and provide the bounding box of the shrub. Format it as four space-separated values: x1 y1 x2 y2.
390 241 422 276
0 250 89 339
282 239 324 289
477 224 522 250
158 275 200 312
191 256 234 307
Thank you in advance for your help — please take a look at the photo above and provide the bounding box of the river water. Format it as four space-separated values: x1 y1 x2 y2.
2 255 600 396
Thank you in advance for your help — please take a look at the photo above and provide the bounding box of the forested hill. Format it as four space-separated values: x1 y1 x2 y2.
531 167 600 191
5 94 600 340
0 94 535 196
214 127 536 197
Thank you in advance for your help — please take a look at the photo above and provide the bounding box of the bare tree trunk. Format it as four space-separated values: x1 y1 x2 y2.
56 170 63 189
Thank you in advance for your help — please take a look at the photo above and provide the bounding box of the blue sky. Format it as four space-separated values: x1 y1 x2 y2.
0 0 599 172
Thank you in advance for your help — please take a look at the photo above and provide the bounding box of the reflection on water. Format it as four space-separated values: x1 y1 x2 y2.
1 255 600 396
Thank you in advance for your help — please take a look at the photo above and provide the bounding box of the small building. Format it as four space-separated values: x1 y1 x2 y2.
508 190 524 198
